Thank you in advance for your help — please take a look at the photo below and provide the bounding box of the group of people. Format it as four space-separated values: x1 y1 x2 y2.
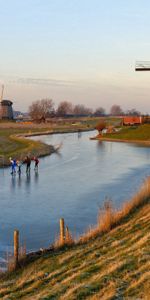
9 156 39 175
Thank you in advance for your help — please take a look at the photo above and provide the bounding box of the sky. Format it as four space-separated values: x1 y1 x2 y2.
0 0 150 113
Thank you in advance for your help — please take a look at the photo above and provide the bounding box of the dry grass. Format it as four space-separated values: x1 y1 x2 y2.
7 243 27 272
0 179 149 299
79 177 150 243
54 226 74 249
54 177 150 249
0 198 149 299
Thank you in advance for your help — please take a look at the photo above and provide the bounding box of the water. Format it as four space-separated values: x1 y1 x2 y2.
0 131 150 264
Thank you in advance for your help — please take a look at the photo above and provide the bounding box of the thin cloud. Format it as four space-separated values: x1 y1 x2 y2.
9 77 77 87
8 76 107 89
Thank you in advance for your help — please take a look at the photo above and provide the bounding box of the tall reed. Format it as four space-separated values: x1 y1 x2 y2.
79 176 150 243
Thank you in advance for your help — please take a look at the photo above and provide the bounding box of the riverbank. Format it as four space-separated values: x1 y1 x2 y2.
0 178 149 299
0 132 56 167
91 124 150 146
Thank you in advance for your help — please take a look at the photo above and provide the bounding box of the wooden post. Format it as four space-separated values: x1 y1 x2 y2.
14 230 19 268
60 218 65 244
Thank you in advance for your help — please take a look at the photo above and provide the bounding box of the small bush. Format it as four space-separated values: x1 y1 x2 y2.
95 121 106 134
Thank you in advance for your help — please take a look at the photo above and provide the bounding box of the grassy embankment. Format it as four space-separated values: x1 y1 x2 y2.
0 178 149 299
100 124 150 144
0 126 54 166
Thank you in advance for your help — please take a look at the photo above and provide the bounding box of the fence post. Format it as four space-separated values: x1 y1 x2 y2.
60 218 65 244
14 230 19 268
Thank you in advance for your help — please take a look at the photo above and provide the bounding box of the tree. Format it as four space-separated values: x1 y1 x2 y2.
56 101 73 117
74 104 86 115
29 99 54 121
110 105 123 116
85 107 93 116
73 104 93 116
94 107 105 116
126 108 141 116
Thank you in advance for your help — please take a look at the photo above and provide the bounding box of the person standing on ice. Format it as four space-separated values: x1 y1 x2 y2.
17 160 22 174
9 158 16 175
24 156 31 173
34 157 39 171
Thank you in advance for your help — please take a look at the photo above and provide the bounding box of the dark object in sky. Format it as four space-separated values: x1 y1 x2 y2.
135 61 150 71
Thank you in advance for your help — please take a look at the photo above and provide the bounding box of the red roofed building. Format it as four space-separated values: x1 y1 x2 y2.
123 116 143 126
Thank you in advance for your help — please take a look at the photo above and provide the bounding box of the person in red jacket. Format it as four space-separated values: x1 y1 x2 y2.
34 157 39 171
24 156 31 173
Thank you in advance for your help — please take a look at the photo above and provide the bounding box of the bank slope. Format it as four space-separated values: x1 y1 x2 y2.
0 127 56 166
99 124 150 145
0 199 149 299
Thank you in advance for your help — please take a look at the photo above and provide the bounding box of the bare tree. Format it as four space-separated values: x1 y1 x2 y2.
29 99 54 121
84 107 93 115
94 107 105 116
56 101 73 117
73 104 93 116
110 105 123 116
74 104 85 115
126 108 141 116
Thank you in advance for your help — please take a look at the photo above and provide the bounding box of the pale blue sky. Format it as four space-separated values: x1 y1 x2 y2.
0 0 150 112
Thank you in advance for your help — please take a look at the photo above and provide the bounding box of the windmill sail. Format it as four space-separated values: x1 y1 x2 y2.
135 61 150 71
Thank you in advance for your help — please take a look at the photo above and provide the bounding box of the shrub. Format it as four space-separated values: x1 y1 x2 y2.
95 121 106 134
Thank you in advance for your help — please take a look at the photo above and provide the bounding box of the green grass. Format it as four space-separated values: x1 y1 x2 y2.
0 127 54 165
105 124 150 141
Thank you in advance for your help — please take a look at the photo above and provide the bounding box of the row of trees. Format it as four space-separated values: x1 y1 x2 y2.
28 99 141 121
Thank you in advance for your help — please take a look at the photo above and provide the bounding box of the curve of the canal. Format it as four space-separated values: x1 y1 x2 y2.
0 130 150 267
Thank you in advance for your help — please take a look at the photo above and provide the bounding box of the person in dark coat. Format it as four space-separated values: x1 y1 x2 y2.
24 156 31 173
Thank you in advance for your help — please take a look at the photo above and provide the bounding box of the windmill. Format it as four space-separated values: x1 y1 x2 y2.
0 84 4 102
0 84 14 120
135 61 150 123
135 61 150 71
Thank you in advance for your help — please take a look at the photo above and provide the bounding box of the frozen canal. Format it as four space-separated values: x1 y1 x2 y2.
0 131 150 266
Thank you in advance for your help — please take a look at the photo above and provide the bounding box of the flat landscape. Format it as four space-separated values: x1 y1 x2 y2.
1 1 150 299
